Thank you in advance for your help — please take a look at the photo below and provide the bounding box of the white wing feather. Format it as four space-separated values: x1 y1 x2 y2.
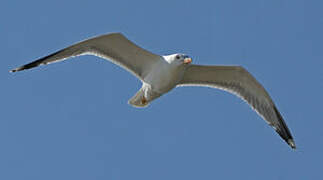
10 33 162 80
178 65 296 149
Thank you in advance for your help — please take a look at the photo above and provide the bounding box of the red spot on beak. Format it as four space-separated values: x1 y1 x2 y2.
183 58 192 64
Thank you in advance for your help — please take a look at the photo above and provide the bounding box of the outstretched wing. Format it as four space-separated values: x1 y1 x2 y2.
178 65 296 149
10 33 162 80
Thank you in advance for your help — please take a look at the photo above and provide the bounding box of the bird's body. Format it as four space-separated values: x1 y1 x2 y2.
144 58 180 94
10 32 296 149
145 55 186 93
129 54 188 107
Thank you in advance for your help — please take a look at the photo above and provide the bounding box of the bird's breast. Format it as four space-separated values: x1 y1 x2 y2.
144 63 183 94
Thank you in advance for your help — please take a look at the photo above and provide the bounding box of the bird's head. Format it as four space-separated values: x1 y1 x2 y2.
164 53 192 66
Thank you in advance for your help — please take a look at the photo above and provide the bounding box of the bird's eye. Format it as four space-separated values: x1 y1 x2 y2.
176 55 181 59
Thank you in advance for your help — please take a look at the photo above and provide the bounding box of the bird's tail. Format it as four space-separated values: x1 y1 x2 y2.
128 88 149 108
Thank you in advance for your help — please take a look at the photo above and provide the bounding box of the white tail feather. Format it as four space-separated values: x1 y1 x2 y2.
128 88 149 108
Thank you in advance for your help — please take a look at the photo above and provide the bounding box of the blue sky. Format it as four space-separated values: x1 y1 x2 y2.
1 0 322 179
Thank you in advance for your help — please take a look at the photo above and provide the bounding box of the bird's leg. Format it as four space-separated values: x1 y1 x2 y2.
141 96 147 105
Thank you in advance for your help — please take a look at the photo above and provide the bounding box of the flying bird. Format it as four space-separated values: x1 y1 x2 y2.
10 33 296 149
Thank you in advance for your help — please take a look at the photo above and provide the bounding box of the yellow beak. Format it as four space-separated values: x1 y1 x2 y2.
183 57 192 64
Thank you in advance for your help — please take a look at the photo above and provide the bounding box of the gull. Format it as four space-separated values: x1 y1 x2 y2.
10 32 296 149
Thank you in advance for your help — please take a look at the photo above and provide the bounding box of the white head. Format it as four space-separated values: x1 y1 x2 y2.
163 53 192 66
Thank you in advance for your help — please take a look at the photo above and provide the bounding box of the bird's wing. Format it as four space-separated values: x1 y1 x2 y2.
10 33 162 80
178 65 296 149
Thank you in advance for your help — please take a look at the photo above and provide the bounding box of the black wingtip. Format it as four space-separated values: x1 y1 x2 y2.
10 66 25 73
272 106 296 149
10 68 19 73
288 139 296 149
10 48 66 73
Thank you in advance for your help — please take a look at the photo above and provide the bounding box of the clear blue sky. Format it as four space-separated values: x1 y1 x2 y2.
1 0 322 179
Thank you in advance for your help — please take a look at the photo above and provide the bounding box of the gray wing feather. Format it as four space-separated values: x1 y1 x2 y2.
178 65 296 149
10 33 162 80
